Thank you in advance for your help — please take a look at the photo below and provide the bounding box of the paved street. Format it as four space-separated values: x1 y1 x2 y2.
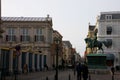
6 70 75 80
5 69 120 80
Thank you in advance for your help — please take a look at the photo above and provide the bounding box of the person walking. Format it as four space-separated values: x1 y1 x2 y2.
111 66 115 75
76 62 82 80
23 64 28 74
82 63 89 80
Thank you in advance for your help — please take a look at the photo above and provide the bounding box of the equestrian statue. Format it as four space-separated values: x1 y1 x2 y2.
84 36 111 53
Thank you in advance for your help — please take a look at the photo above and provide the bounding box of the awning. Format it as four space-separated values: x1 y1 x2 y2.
105 53 115 60
87 53 106 57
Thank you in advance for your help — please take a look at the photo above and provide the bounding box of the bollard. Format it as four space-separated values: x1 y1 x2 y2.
46 76 48 80
54 74 56 80
112 75 114 80
111 67 115 80
69 74 71 80
89 74 91 80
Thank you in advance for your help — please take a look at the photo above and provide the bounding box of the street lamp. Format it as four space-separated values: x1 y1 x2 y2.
54 38 60 80
14 45 21 80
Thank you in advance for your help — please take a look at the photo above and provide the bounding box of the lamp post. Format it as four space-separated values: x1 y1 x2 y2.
54 38 60 80
14 45 21 80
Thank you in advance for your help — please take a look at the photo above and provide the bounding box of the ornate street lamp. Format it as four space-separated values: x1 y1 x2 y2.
14 45 21 80
54 38 60 80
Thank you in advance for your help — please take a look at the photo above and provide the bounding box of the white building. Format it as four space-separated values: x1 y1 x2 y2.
97 11 120 67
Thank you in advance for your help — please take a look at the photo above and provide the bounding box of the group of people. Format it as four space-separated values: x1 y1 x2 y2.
76 62 89 80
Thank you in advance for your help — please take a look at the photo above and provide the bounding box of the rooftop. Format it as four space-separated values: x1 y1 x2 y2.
101 11 120 14
1 17 52 22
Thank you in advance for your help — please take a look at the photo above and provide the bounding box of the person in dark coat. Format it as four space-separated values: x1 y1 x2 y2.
82 63 89 80
111 66 115 75
76 62 82 80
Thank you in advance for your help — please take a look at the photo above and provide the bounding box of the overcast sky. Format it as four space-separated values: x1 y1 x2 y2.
2 0 120 56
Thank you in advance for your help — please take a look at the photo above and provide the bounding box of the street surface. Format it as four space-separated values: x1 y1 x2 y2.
5 69 120 80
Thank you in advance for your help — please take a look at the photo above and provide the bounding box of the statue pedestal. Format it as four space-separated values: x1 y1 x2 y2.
87 53 107 69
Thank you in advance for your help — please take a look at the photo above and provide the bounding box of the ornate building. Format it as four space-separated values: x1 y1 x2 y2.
97 11 120 67
51 30 63 66
62 41 72 65
0 15 54 74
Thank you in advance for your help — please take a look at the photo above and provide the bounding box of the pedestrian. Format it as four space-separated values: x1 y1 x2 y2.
52 64 55 70
76 62 82 80
82 63 89 80
74 63 76 75
23 64 28 74
44 64 48 71
111 66 115 75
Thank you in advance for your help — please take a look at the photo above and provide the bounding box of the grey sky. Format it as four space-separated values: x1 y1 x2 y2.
2 0 120 56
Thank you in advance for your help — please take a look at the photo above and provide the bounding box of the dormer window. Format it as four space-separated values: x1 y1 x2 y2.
106 15 112 20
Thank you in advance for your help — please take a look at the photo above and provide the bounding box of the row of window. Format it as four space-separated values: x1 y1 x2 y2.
106 15 112 20
6 35 45 42
7 28 43 35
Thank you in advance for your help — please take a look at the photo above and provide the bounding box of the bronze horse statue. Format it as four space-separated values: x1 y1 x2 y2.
84 37 104 53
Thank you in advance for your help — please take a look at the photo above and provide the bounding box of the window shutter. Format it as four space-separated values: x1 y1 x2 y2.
6 35 8 41
34 35 36 41
20 35 22 42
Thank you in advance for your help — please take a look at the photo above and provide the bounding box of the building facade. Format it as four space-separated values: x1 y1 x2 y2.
0 16 53 74
51 30 63 66
62 41 72 65
97 11 120 67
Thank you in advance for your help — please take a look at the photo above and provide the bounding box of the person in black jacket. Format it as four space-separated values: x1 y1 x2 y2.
76 62 82 80
82 63 89 80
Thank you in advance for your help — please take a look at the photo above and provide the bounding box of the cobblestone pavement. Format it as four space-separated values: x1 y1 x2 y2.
88 71 120 80
5 70 120 80
6 70 74 80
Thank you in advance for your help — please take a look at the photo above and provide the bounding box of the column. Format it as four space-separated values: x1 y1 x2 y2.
41 55 43 70
39 54 42 71
9 50 13 73
32 53 35 71
26 52 29 71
